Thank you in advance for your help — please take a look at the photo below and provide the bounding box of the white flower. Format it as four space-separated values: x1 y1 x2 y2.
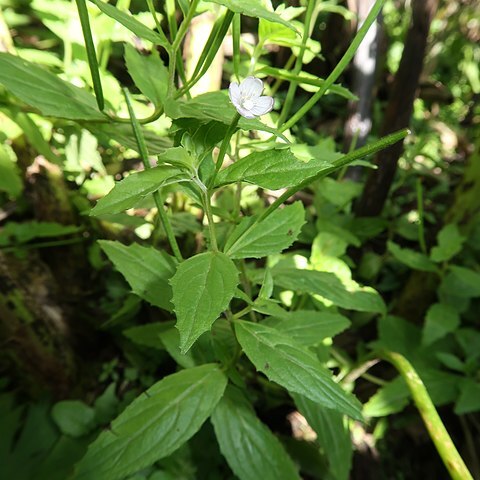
228 76 274 119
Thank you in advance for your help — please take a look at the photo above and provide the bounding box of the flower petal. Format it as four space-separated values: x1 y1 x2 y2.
234 103 256 119
228 82 241 107
239 76 264 98
250 96 274 116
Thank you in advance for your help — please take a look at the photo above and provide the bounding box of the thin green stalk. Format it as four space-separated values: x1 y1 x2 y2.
232 13 241 81
0 237 83 253
416 177 427 254
270 54 295 96
75 0 104 110
171 0 200 54
380 350 473 480
123 88 183 261
146 0 163 34
208 113 241 189
280 0 385 133
202 193 218 251
277 0 317 126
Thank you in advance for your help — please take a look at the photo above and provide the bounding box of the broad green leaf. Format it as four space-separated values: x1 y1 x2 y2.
123 322 170 349
272 268 386 314
257 66 357 100
164 92 287 140
235 320 363 419
99 240 177 311
0 53 104 120
170 252 239 353
89 0 170 48
224 202 305 259
75 364 227 480
422 303 460 345
204 0 297 31
263 311 351 345
430 224 465 263
387 241 439 273
455 380 480 414
124 44 168 106
216 149 334 189
211 386 301 480
293 394 352 480
443 265 480 298
51 401 96 438
363 377 409 417
90 165 190 216
0 221 80 247
0 145 22 197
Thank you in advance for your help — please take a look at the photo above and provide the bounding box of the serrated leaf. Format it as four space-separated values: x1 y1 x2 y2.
0 53 104 120
89 0 169 48
124 44 168 106
75 364 227 480
224 202 305 259
211 386 301 480
170 252 239 353
272 268 385 314
430 224 465 263
235 320 363 419
91 165 190 216
422 303 460 346
204 0 297 31
99 240 177 311
293 394 352 480
263 311 351 345
217 149 334 189
387 241 439 273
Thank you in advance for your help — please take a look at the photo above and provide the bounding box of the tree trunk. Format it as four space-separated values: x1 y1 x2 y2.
355 0 439 217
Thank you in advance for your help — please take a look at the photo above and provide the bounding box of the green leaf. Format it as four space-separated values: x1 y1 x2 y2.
89 0 170 48
124 44 168 107
90 165 190 216
443 265 480 298
363 377 410 417
0 221 80 247
75 364 228 480
170 252 239 353
422 303 460 346
455 380 480 414
211 386 301 480
123 322 170 349
430 224 465 263
387 241 439 273
216 148 335 189
51 401 96 438
204 0 297 31
0 53 104 120
263 311 351 345
99 240 177 311
0 145 22 197
235 320 363 419
164 92 287 140
257 66 356 100
224 202 305 259
293 394 352 480
272 268 386 314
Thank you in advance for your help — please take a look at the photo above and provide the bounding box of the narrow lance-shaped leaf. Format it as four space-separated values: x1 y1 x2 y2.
224 202 305 259
170 252 239 353
75 364 228 480
211 386 301 480
235 320 363 420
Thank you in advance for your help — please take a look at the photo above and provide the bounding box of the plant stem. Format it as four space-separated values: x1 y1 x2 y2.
202 193 218 251
416 177 427 254
277 0 317 127
123 88 183 261
380 350 474 480
280 0 385 133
